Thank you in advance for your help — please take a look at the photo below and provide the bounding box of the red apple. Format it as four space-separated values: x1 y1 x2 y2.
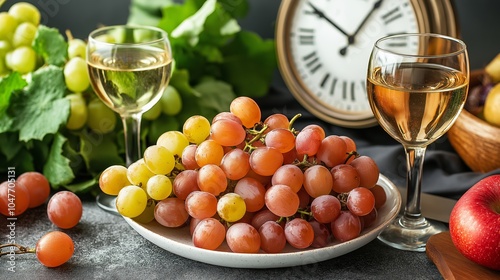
449 175 500 271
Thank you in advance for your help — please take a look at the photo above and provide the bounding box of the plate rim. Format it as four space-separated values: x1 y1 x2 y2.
124 174 402 268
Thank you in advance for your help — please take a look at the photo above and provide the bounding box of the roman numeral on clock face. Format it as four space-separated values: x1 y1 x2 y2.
381 7 403 25
298 28 314 45
302 51 322 74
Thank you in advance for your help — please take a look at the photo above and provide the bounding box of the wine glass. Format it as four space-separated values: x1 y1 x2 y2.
366 33 469 251
87 25 172 213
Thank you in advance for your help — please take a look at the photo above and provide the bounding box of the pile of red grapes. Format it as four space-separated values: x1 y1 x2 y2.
101 96 387 253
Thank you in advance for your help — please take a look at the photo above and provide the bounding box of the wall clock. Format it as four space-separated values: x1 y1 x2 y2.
276 0 459 128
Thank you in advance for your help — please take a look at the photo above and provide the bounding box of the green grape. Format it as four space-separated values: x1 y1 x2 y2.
0 12 18 41
133 199 156 224
143 100 162 120
0 40 12 57
68 38 87 59
143 145 175 175
12 22 37 47
156 130 189 157
159 85 182 116
64 57 90 92
183 115 211 144
217 192 246 222
5 46 37 74
8 2 41 26
146 174 172 201
86 98 116 133
127 159 155 187
65 93 88 130
116 185 148 218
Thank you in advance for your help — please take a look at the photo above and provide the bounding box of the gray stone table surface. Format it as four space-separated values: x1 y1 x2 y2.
1 199 443 280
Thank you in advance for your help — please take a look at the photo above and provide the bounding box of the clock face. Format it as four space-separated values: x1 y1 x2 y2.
285 0 421 126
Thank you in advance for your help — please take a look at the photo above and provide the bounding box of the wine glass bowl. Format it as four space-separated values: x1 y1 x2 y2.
367 33 469 251
86 25 172 212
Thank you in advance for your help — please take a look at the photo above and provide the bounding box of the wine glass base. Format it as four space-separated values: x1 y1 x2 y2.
377 215 447 252
96 193 119 215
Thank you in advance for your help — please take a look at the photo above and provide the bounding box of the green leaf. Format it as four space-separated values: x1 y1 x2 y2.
158 0 200 34
221 31 276 97
170 69 201 98
9 65 70 141
147 115 179 144
79 131 124 176
106 71 137 99
32 25 68 66
171 0 217 46
0 72 27 116
43 133 75 187
64 178 98 194
0 132 23 161
193 78 234 114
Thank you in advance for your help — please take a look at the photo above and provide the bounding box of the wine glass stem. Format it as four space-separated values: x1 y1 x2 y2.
401 146 427 228
121 113 143 167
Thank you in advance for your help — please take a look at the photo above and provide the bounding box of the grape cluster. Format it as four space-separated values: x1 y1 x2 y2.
0 172 79 267
101 96 387 253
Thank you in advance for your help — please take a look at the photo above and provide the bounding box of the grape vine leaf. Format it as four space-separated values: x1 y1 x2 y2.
9 65 70 141
32 25 68 67
43 133 75 187
0 72 27 133
221 31 276 97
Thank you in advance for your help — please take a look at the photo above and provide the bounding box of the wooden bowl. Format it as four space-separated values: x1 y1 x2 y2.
447 70 500 173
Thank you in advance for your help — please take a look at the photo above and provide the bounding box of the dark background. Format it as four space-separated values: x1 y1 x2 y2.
1 0 500 69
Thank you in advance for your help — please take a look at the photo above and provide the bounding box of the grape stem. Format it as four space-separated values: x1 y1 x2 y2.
243 124 268 153
344 151 360 164
288 113 302 133
0 243 36 256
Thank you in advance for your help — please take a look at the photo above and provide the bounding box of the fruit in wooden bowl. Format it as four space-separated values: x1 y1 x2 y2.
447 70 500 173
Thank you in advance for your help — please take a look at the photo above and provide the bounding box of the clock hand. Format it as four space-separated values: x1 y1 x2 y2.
307 1 350 38
339 0 384 56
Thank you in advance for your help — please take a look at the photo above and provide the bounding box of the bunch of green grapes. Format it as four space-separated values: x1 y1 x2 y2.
0 2 41 75
100 95 388 253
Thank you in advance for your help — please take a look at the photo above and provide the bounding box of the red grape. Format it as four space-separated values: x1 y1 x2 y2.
192 218 226 250
284 218 314 249
271 164 304 193
47 191 82 229
303 165 333 198
311 195 341 223
316 135 347 167
230 96 261 128
249 146 283 176
17 171 50 208
331 211 362 242
36 231 74 267
0 180 30 217
265 184 299 217
330 164 360 193
226 223 261 253
347 187 375 216
259 221 287 253
155 198 189 227
350 156 379 189
234 177 266 212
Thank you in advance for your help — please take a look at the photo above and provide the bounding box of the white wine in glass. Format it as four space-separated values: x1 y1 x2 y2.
367 33 469 251
87 25 172 213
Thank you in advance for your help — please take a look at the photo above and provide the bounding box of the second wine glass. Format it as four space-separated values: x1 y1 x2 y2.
367 33 469 251
87 25 173 212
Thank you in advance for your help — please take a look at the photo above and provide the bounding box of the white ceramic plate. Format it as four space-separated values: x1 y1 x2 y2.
124 174 401 269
